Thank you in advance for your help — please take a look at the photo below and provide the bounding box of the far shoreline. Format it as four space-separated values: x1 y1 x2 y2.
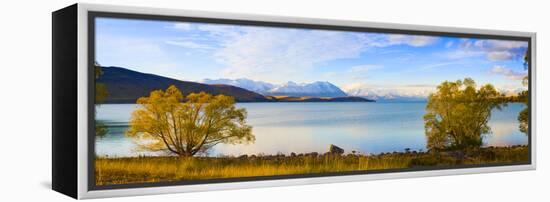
95 144 529 159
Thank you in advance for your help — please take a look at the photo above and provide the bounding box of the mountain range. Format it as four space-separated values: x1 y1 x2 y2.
97 67 373 103
343 85 434 102
201 78 275 94
201 79 348 97
200 78 435 101
200 77 524 102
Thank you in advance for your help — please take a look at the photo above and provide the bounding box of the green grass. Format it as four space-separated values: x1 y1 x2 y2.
95 145 528 186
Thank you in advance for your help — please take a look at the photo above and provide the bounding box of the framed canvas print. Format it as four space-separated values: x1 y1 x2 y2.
52 3 536 199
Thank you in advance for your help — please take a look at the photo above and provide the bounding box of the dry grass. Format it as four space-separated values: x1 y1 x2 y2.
95 146 528 186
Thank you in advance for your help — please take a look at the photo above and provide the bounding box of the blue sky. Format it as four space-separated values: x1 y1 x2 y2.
95 17 528 96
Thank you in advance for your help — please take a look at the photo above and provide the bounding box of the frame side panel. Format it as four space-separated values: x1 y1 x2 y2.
52 4 79 199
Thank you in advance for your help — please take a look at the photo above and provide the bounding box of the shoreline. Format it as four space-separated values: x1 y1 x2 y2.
95 145 528 185
95 144 528 159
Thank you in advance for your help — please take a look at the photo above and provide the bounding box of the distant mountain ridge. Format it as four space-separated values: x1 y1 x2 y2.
266 95 374 102
268 81 347 97
201 79 347 97
97 66 374 103
201 78 275 94
97 66 269 103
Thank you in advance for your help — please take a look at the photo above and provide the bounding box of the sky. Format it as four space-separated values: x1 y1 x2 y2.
95 17 529 96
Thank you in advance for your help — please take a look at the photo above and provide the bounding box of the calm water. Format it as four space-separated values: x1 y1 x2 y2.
95 102 528 157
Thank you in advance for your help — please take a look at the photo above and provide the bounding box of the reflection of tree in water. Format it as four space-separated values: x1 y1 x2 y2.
423 78 505 151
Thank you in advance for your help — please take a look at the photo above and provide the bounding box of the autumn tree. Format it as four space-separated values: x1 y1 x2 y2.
518 51 529 134
95 63 108 103
126 85 254 157
423 78 504 151
95 62 109 137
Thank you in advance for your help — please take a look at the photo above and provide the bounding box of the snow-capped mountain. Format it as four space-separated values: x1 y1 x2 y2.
344 84 526 102
343 84 435 102
200 79 347 97
267 81 347 97
497 87 526 97
201 78 275 94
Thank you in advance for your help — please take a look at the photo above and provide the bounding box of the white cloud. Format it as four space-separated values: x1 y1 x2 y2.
445 39 528 61
348 64 383 80
420 62 461 70
387 34 439 47
172 22 193 31
196 24 245 41
95 34 194 80
487 51 513 61
323 72 337 78
494 84 526 96
480 40 527 50
349 64 383 73
167 22 441 83
212 28 372 82
477 40 527 61
96 34 166 65
445 41 454 48
186 24 440 83
443 49 484 59
490 65 527 81
165 40 214 50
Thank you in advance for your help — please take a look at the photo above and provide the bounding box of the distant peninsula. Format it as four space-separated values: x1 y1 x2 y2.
265 95 374 102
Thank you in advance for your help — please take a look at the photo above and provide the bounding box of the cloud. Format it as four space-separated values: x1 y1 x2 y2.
387 34 439 47
348 64 383 80
196 24 245 41
165 40 215 50
172 22 193 31
420 62 461 70
476 40 527 61
185 23 440 82
322 72 337 78
445 39 528 61
212 28 373 82
487 51 513 61
349 64 383 73
96 34 166 65
443 49 484 59
481 40 527 50
95 34 193 80
166 22 441 83
445 41 454 48
490 65 527 80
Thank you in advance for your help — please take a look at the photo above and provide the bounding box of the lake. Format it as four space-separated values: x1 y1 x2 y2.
95 102 528 157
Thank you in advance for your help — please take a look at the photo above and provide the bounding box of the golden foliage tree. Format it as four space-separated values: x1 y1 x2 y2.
95 63 108 103
424 78 504 151
518 50 529 135
126 85 254 157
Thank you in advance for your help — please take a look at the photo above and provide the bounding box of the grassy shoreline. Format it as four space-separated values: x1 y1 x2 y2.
96 145 528 186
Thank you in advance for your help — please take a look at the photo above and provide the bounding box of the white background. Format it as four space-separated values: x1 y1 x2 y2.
0 0 547 201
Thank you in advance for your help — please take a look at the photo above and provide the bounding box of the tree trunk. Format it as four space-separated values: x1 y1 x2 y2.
178 151 193 158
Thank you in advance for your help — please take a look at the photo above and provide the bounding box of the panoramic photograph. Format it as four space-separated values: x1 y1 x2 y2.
93 17 530 186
